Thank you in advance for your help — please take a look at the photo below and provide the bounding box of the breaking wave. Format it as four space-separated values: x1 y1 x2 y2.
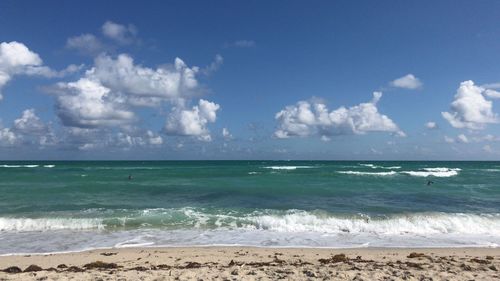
401 168 461 177
340 167 461 177
359 164 401 169
1 209 498 236
0 164 39 168
263 166 314 170
337 171 397 176
0 217 104 231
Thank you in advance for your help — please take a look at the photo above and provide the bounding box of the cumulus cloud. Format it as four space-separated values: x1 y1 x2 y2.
164 99 220 141
13 109 48 134
66 34 106 55
0 41 41 100
0 41 80 100
274 92 404 139
425 121 438 129
390 74 422 89
0 127 17 146
115 130 163 148
0 109 56 147
222 127 233 140
55 78 135 128
51 53 204 129
102 21 138 44
442 80 498 130
90 54 200 101
457 134 469 143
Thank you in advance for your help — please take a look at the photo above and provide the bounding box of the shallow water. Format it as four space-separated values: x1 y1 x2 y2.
0 161 499 254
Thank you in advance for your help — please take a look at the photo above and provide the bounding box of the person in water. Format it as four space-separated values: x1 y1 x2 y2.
128 174 133 180
427 180 434 186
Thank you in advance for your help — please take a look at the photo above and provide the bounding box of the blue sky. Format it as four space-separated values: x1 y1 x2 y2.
1 1 500 160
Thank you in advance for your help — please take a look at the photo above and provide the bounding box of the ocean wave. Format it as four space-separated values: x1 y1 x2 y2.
359 164 401 169
0 217 104 231
337 171 397 176
43 165 55 168
249 211 500 235
263 166 314 170
401 168 461 177
2 209 498 236
0 164 39 168
342 167 461 177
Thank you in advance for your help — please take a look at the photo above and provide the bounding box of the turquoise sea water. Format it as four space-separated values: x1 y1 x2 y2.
0 161 499 254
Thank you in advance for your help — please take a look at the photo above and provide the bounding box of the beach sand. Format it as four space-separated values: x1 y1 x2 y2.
0 247 498 280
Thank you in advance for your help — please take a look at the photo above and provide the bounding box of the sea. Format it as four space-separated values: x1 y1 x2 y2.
0 161 499 255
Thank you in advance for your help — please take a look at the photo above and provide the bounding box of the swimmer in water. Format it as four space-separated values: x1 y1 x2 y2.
427 180 434 186
128 174 133 180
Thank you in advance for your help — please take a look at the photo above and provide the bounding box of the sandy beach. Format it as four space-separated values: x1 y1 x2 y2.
0 247 498 280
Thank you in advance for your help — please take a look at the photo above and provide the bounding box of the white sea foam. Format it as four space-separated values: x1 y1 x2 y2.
0 218 104 231
359 164 401 169
422 167 461 172
43 165 55 168
4 210 492 237
263 166 314 170
1 211 499 253
337 171 397 176
345 167 461 177
248 211 500 235
0 164 39 168
401 168 461 177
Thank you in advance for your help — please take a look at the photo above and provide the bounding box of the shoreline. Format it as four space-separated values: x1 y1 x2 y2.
1 244 499 257
1 246 498 280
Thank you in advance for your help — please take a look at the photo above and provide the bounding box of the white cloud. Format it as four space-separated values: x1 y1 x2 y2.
445 133 500 144
442 80 498 130
66 34 105 55
274 92 404 139
390 74 422 89
484 89 500 99
222 127 233 140
0 41 79 101
117 130 163 147
0 109 56 147
457 134 469 143
165 99 220 141
90 54 200 102
0 127 17 146
55 78 135 128
0 41 41 100
425 121 438 129
13 109 48 134
146 130 163 145
52 53 204 129
102 21 137 44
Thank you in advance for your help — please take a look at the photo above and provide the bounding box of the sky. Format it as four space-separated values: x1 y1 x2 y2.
1 1 500 160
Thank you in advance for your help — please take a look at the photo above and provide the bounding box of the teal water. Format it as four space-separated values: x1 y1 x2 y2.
0 161 499 254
